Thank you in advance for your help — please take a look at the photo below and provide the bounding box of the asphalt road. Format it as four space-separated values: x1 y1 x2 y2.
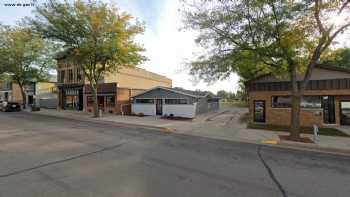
0 112 349 197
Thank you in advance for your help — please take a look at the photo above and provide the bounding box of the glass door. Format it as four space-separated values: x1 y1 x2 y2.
156 99 163 115
340 101 350 125
322 96 336 124
254 100 265 123
98 96 105 112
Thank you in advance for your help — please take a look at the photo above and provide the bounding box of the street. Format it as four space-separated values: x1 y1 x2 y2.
0 112 349 197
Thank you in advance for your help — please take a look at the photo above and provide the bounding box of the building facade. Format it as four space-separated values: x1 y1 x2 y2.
56 59 172 114
0 80 12 102
11 82 58 108
247 66 350 127
131 87 220 118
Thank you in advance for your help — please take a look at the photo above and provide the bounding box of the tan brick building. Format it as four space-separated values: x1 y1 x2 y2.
247 65 350 127
56 59 172 114
1 79 57 108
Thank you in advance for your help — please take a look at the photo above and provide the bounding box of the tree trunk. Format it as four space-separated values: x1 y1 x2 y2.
91 84 100 118
18 82 27 109
290 94 301 139
289 65 301 139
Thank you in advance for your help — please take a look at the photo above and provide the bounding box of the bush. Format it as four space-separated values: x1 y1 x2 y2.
138 113 144 117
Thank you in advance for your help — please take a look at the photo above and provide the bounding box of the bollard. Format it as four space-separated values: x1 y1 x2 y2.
313 124 319 143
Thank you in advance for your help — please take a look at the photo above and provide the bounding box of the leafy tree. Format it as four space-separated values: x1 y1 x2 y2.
0 25 54 108
217 90 230 100
182 0 350 139
322 48 350 68
29 0 146 117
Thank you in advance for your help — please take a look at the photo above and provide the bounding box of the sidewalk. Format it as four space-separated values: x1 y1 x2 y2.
31 108 350 156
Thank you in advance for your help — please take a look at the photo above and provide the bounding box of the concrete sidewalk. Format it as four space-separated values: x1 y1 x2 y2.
31 108 350 155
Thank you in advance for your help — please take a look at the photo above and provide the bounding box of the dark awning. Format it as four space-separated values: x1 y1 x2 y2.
84 83 117 94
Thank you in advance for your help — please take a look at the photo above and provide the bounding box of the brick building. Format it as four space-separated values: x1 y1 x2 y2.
247 65 350 127
56 59 172 114
1 79 57 108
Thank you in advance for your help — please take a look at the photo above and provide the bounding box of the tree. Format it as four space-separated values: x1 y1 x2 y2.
29 0 146 117
0 25 54 108
217 90 230 100
182 0 350 139
322 48 350 68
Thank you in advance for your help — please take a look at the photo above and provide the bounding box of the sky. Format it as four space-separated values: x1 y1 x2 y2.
0 0 239 94
1 1 349 94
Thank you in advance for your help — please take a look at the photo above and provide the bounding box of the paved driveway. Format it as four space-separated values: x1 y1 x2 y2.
0 112 350 197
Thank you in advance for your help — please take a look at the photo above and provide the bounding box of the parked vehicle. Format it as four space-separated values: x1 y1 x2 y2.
3 102 21 112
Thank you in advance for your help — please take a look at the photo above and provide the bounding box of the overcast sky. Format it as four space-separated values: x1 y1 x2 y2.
0 0 239 94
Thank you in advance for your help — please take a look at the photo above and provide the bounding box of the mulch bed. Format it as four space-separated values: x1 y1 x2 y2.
279 135 314 143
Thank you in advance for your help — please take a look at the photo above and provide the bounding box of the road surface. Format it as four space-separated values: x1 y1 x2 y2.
0 112 349 197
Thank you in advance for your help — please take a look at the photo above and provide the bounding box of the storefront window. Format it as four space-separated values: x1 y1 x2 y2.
165 99 188 104
272 96 291 108
106 96 115 106
65 95 79 109
301 96 321 108
272 96 321 108
87 96 94 106
135 99 154 104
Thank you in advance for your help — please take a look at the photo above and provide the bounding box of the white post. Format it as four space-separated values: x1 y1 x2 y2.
313 124 319 143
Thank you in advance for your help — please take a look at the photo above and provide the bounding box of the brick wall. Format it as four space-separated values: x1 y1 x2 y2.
84 88 146 115
104 67 172 89
249 89 350 127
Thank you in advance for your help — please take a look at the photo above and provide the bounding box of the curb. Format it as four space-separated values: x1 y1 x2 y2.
24 111 174 133
25 111 350 157
276 141 350 157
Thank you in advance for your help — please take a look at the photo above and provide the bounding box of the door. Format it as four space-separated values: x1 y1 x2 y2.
28 95 34 105
323 96 336 124
78 89 83 110
254 100 265 123
4 92 8 101
156 99 162 115
340 101 350 125
98 96 105 112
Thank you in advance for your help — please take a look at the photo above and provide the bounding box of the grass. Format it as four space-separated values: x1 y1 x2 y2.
248 123 350 137
220 101 248 108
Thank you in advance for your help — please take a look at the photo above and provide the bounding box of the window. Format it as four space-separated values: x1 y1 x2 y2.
136 99 154 104
301 96 321 108
68 69 73 82
87 96 94 106
60 70 65 83
106 96 115 106
77 68 82 81
272 96 291 108
272 96 322 108
165 99 188 105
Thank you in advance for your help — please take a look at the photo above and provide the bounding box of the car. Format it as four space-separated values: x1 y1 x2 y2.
0 100 6 112
3 102 21 112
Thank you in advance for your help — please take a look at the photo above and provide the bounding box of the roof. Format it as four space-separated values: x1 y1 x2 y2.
246 64 350 84
131 86 211 98
316 64 350 74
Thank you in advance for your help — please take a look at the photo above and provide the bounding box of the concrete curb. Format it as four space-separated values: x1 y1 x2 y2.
24 111 174 133
25 111 350 157
277 141 350 157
